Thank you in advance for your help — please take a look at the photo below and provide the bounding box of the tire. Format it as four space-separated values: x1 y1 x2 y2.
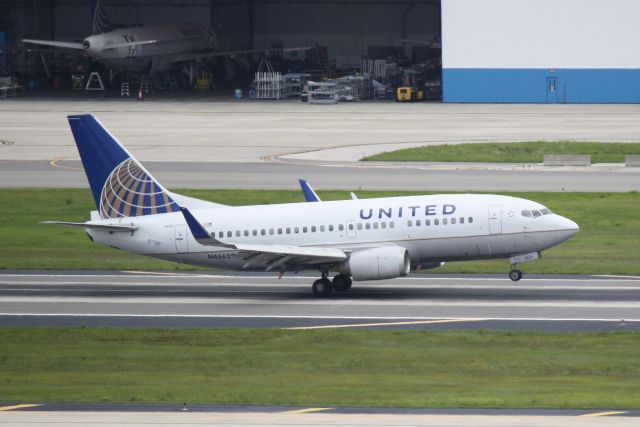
332 274 352 292
509 269 523 281
312 278 332 296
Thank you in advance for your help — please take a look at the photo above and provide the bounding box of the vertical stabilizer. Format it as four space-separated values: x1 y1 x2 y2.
90 0 111 34
67 114 180 219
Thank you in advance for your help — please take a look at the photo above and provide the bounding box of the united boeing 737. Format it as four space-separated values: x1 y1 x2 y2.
45 115 579 296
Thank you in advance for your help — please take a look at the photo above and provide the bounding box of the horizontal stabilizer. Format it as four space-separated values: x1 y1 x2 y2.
22 39 85 50
41 221 138 232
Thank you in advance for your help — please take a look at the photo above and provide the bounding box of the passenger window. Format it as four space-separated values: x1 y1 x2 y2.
303 226 308 233
278 228 282 235
244 230 249 237
311 226 316 232
320 225 325 232
294 227 299 234
381 222 386 229
329 225 334 231
365 223 371 230
425 219 430 226
286 227 291 234
348 223 354 230
236 230 241 237
261 229 265 236
269 229 274 235
390 221 395 228
407 220 413 227
227 231 232 238
416 219 421 226
443 218 448 225
219 231 224 238
468 217 473 223
460 217 464 224
434 219 439 225
252 230 257 236
373 222 379 229
338 224 344 231
451 218 456 224
357 223 362 230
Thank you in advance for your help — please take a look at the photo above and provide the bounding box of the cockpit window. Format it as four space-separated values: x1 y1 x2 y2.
541 208 552 215
532 210 542 217
521 210 532 217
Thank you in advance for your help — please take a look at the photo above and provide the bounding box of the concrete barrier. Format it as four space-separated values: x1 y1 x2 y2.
543 154 591 166
625 155 640 167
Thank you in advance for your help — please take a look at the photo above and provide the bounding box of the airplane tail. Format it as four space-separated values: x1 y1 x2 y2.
67 114 180 219
90 0 111 34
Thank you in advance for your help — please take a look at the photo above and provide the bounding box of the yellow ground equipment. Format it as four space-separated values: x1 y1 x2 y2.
396 86 424 102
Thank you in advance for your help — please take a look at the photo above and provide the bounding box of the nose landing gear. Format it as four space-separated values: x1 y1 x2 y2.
509 263 523 281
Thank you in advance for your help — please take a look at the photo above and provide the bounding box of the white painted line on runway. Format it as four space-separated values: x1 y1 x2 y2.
595 275 640 280
281 407 333 414
0 313 638 322
0 404 41 411
285 318 482 330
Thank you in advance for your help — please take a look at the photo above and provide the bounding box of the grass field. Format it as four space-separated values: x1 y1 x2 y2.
0 327 638 408
363 141 640 163
0 188 638 274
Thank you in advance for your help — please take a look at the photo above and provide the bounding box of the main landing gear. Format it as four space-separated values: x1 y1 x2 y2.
509 263 523 281
311 273 353 296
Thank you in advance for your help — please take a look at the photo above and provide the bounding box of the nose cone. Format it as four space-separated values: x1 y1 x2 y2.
554 215 579 243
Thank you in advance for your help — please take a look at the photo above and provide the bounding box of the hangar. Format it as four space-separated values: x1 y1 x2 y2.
0 0 638 103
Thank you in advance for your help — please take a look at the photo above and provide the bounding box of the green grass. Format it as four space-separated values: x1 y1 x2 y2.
0 188 639 274
0 328 639 408
363 141 640 163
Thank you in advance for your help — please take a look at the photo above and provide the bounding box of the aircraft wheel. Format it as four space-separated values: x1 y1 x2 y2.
312 278 332 296
509 269 523 281
331 274 352 292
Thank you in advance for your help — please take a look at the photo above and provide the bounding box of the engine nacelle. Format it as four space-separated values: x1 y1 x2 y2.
339 246 410 281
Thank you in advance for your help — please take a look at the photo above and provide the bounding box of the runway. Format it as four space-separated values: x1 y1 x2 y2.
0 403 638 427
1 159 637 191
1 271 639 330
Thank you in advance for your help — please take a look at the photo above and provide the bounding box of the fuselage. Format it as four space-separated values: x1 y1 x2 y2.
83 23 214 72
87 194 579 273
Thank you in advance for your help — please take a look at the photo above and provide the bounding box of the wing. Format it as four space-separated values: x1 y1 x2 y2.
180 208 346 271
22 39 85 50
165 46 311 65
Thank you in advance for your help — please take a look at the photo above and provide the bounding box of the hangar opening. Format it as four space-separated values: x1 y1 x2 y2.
0 0 443 101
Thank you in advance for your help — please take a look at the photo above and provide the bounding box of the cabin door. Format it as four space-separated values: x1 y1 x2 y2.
488 206 502 234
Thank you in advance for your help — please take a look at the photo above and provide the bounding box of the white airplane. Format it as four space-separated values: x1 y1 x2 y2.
22 0 307 79
45 114 579 296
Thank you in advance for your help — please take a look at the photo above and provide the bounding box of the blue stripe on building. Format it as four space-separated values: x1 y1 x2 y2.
443 68 640 103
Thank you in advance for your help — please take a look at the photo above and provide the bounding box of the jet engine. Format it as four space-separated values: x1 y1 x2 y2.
339 246 410 281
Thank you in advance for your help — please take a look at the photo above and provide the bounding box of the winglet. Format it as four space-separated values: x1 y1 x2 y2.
298 179 321 202
180 207 229 247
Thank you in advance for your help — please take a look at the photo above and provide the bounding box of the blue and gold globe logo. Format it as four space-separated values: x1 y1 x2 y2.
100 159 179 218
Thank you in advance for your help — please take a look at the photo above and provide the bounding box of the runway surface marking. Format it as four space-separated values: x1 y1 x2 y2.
1 314 638 322
281 407 333 414
0 404 41 411
48 157 79 170
580 411 628 417
285 318 482 330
